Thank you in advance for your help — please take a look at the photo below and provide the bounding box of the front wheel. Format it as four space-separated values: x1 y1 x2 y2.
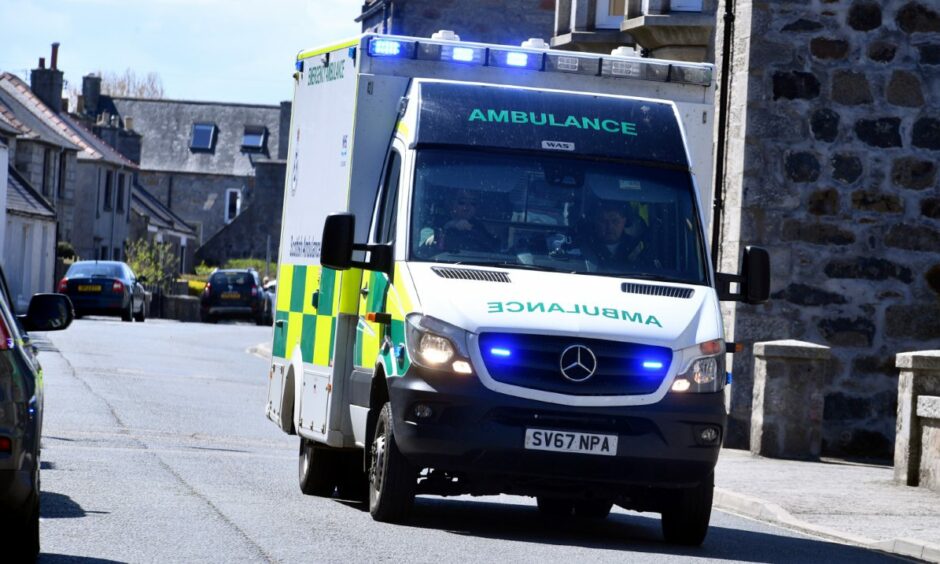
574 499 613 520
661 472 714 546
298 438 340 497
536 497 573 517
368 403 417 522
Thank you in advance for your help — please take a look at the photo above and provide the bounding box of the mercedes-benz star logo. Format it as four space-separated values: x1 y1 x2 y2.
559 345 597 382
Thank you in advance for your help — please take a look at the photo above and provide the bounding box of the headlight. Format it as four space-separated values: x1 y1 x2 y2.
671 340 726 393
405 314 473 373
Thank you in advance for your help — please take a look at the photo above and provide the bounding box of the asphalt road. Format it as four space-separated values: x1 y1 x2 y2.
32 318 902 563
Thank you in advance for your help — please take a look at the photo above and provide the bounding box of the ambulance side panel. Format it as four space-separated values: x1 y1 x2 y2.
267 43 358 442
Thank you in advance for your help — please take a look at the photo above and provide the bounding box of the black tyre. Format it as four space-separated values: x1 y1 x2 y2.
298 438 341 497
337 451 368 502
121 301 133 322
134 302 146 322
6 486 40 561
368 403 417 522
536 496 573 518
661 472 714 546
574 499 613 520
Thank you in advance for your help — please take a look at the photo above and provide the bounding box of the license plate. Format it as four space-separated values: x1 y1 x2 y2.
524 428 618 456
221 291 241 299
78 285 101 292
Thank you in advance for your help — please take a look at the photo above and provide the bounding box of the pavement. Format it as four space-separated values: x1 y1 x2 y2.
249 340 940 562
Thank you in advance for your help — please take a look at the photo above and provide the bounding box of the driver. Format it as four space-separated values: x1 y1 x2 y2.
422 191 498 253
582 203 650 272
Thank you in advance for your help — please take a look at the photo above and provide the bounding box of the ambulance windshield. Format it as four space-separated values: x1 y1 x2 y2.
409 149 708 286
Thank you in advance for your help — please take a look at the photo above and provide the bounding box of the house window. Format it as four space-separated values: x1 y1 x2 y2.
42 148 52 197
595 0 626 29
57 154 67 198
225 189 241 223
242 126 266 151
190 123 216 151
103 170 114 211
116 173 126 212
112 247 121 261
100 245 109 260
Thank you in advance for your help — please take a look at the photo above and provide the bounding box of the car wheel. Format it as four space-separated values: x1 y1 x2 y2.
536 497 573 517
298 438 340 497
7 487 40 561
134 301 146 322
121 302 133 322
661 471 714 546
574 499 613 520
368 403 416 522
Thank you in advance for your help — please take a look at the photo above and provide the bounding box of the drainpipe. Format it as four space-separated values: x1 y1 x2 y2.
710 0 736 269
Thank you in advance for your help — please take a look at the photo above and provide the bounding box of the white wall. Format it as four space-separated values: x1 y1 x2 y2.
0 142 8 263
3 214 55 311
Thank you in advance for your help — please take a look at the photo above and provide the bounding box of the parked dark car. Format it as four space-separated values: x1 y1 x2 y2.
0 265 73 560
58 261 147 322
200 269 267 324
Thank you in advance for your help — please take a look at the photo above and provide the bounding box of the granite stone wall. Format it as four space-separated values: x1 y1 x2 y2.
720 0 940 458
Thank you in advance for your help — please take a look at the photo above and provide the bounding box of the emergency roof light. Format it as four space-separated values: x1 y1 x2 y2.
362 34 713 86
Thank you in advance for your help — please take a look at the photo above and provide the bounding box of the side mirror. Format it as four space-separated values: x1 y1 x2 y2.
321 212 393 276
717 246 771 305
20 293 74 332
321 213 356 270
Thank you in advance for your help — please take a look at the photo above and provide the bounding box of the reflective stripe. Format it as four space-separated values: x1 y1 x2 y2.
271 263 340 367
297 38 360 61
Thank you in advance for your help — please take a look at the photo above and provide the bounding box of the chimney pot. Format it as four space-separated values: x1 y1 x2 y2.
51 42 60 70
39 57 46 69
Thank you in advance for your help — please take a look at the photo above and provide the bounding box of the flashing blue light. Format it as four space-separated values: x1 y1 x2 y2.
451 47 475 62
490 347 512 357
642 361 664 370
506 52 529 67
370 39 404 57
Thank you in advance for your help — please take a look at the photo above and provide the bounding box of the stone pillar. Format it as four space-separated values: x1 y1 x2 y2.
894 351 940 487
750 340 830 459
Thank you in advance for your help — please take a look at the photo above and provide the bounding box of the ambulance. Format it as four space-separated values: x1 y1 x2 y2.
265 31 769 545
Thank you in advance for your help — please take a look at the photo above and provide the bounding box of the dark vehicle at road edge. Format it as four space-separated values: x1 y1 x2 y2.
0 267 73 560
58 260 147 322
200 269 267 325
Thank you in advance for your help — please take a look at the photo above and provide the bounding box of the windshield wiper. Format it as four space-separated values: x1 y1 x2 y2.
575 271 698 286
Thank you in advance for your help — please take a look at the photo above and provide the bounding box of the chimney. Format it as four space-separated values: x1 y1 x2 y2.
124 116 134 130
278 101 292 160
82 74 101 117
30 43 64 113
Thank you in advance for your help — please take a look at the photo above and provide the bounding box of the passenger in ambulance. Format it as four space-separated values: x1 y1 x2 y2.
581 203 652 273
420 191 499 253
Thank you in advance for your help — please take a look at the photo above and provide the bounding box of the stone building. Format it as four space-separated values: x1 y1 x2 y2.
357 0 556 44
129 186 198 272
716 0 940 457
80 79 289 265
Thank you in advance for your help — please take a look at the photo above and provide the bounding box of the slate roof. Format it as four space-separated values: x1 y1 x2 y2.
0 73 81 151
103 96 282 176
132 183 197 237
7 166 56 219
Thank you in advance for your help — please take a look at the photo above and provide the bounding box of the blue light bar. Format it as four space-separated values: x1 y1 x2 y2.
642 361 664 370
451 47 475 62
370 39 404 56
506 52 529 67
490 348 512 357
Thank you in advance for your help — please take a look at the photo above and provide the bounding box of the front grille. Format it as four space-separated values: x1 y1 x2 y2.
432 267 510 283
621 282 694 299
478 333 672 396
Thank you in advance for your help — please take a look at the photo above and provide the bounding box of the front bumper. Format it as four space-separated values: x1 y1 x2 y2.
388 366 725 495
70 293 126 313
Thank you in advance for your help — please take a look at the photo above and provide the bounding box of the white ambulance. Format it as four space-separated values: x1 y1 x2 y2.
266 31 769 545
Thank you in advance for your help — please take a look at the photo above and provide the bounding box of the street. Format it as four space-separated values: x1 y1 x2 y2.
34 319 901 563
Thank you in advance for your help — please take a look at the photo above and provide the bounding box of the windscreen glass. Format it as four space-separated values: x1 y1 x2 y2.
66 263 125 279
409 149 708 285
210 272 254 288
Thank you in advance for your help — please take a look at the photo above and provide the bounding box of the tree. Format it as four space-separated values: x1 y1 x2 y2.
97 68 165 99
124 238 179 293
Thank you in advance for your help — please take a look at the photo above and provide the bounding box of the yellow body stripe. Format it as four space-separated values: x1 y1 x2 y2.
297 38 360 61
339 269 363 314
313 316 335 366
286 312 303 358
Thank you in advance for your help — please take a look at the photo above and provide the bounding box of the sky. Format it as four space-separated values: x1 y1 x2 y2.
1 0 363 105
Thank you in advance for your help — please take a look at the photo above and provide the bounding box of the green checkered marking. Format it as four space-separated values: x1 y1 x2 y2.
271 264 339 365
273 311 290 358
300 314 317 364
